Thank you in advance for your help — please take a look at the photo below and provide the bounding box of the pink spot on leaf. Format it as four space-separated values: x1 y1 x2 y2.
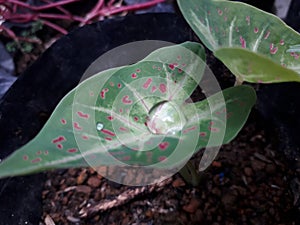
122 95 133 105
240 36 246 48
105 137 112 141
77 111 89 119
131 73 137 78
82 135 89 140
143 78 152 89
31 158 41 163
74 122 82 130
23 155 29 161
134 116 139 122
107 116 114 121
117 83 122 88
158 142 169 150
119 127 128 132
280 40 284 45
183 126 196 134
109 82 114 87
67 148 78 153
36 150 42 155
151 86 157 93
158 156 167 162
100 91 106 99
270 43 278 54
61 119 67 125
101 129 116 136
254 27 259 33
57 144 63 149
245 16 250 25
169 63 178 70
159 83 167 93
199 132 207 137
209 127 220 133
44 150 49 155
52 136 66 144
122 156 131 161
217 9 223 15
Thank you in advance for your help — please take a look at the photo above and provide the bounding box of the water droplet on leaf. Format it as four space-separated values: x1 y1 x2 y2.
146 101 186 135
96 122 104 131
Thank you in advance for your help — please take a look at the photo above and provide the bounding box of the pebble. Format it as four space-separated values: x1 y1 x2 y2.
172 178 186 188
192 209 204 222
66 216 80 223
76 185 92 194
221 192 237 206
182 198 201 213
44 215 55 225
87 176 101 188
77 170 88 185
244 167 253 176
251 159 266 171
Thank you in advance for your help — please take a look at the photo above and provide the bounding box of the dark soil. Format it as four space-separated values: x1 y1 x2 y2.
40 111 299 225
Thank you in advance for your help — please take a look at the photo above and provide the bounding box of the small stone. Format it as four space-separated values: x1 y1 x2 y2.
87 176 101 188
62 196 68 205
244 167 253 176
251 159 266 171
212 161 222 167
182 198 201 213
172 177 186 187
145 210 153 218
44 215 55 225
76 185 92 194
66 216 80 223
77 170 88 185
68 168 77 176
192 209 204 222
221 192 237 207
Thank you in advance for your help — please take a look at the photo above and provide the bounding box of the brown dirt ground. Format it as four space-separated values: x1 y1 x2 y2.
40 111 299 225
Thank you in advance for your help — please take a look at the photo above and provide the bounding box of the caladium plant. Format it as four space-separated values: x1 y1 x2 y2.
5 0 299 182
177 0 300 84
0 42 256 179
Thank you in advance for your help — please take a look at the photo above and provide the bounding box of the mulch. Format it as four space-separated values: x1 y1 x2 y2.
41 111 299 225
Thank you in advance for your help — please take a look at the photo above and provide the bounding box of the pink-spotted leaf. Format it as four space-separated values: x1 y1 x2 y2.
0 42 207 178
177 0 300 83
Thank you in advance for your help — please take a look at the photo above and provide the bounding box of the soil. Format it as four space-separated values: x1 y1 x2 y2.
40 111 299 225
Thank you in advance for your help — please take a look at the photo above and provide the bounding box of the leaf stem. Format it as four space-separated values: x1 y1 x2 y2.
179 161 202 186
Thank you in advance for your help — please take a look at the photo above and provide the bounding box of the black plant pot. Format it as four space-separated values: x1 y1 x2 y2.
0 11 299 225
0 13 197 225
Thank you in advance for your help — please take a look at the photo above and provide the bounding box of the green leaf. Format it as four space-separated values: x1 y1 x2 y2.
0 42 255 179
177 0 300 83
0 42 207 178
214 48 300 83
182 85 256 170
